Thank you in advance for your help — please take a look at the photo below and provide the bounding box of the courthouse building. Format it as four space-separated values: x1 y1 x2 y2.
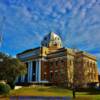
17 32 99 87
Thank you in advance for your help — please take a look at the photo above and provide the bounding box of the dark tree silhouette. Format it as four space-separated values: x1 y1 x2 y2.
0 52 26 89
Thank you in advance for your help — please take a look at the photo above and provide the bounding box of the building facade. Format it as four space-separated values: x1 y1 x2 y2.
17 32 99 87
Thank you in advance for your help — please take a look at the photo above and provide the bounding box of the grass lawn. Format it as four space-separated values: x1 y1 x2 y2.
0 86 100 100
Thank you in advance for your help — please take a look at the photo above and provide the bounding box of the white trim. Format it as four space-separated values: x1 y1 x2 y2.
34 59 41 82
38 59 41 82
19 50 40 59
30 61 32 82
28 61 32 82
28 62 30 82
48 56 67 61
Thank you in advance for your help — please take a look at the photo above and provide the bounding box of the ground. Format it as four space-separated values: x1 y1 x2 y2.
0 85 100 100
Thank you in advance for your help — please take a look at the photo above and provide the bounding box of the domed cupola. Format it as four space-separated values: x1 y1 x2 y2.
41 32 62 48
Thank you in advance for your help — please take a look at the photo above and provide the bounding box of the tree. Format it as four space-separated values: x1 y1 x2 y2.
0 52 26 89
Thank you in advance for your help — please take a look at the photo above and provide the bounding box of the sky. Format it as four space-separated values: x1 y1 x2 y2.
0 0 100 73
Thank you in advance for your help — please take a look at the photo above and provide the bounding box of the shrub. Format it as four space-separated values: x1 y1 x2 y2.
7 82 16 89
0 83 11 95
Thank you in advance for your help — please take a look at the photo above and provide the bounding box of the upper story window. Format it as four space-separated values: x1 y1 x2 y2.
49 62 53 69
61 60 64 63
44 65 47 70
56 61 58 66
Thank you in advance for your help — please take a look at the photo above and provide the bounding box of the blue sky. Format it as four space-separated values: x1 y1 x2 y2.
0 0 100 73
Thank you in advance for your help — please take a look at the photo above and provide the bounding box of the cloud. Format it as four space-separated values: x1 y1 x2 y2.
21 6 32 20
0 0 100 72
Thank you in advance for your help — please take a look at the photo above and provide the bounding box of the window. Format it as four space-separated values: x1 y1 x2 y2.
60 70 65 79
49 62 53 70
61 60 64 65
44 73 46 80
61 60 64 63
56 61 58 66
60 68 65 74
44 65 47 70
50 72 53 81
50 66 52 70
54 43 57 46
54 72 58 80
49 62 53 66
55 66 58 69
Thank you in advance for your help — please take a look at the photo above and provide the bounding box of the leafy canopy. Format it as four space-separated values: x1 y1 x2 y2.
0 52 26 83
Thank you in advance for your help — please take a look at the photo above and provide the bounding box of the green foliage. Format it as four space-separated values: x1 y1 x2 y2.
0 52 26 88
0 83 11 95
7 82 16 89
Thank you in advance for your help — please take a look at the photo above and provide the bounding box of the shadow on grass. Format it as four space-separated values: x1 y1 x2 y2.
87 91 100 95
86 88 100 95
76 88 100 95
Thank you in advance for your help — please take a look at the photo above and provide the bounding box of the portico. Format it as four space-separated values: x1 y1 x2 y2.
20 60 41 83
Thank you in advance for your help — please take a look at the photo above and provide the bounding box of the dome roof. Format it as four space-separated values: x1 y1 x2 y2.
41 32 62 48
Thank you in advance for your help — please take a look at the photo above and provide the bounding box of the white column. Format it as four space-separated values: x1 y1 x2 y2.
36 60 41 82
30 61 32 82
28 61 33 82
27 62 29 82
39 60 41 82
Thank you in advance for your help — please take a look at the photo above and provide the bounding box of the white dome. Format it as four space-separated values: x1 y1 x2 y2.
41 32 62 48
